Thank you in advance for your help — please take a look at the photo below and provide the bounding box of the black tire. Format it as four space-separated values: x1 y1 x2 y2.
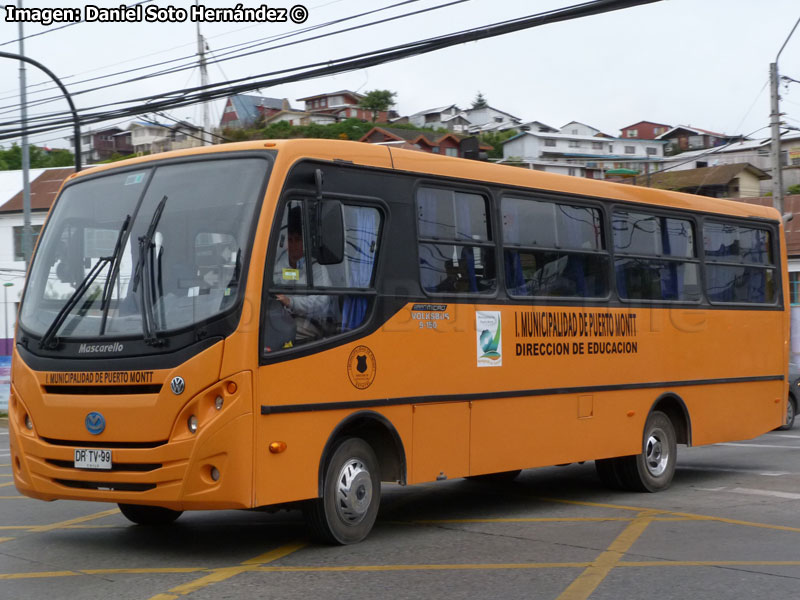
778 396 796 430
616 410 677 493
467 469 522 483
304 437 381 545
118 503 182 526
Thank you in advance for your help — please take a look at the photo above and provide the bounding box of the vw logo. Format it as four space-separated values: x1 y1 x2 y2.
170 376 185 395
85 412 105 435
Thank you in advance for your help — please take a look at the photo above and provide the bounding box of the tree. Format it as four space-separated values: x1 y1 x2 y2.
358 90 396 123
471 92 488 109
480 129 518 159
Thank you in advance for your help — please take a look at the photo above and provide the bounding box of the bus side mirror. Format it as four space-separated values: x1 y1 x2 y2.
315 200 344 265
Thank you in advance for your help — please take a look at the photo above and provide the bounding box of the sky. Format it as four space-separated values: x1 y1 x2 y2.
0 0 799 150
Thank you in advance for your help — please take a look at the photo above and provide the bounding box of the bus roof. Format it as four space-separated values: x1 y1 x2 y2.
66 139 780 222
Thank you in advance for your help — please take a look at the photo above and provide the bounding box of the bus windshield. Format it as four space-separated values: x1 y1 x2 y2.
20 156 268 343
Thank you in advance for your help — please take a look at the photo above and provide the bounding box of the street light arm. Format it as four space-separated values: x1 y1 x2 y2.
0 50 81 172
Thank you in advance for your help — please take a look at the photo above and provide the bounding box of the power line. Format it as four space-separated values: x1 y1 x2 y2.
0 0 662 141
0 0 430 116
0 0 156 48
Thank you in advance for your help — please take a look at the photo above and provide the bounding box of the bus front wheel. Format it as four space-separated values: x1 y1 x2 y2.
118 503 182 526
305 437 381 545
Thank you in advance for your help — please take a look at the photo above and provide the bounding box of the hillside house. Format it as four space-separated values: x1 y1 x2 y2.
619 121 671 139
501 129 665 178
220 94 289 129
360 126 490 158
67 127 133 164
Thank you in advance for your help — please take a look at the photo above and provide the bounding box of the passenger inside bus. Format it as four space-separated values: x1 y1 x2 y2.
272 205 333 343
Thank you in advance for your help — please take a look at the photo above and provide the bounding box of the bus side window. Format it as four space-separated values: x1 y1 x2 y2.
263 201 382 354
416 187 495 295
501 197 608 299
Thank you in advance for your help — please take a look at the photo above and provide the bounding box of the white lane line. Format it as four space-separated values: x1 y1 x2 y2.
0 432 8 436
717 443 800 449
730 487 800 500
770 434 800 439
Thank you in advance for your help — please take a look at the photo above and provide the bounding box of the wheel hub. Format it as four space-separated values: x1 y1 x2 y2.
645 431 669 477
335 458 373 525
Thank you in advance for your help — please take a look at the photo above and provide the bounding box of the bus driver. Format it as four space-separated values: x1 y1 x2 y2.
273 205 332 342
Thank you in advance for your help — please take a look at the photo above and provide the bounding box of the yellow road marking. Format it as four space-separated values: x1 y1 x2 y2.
408 516 692 525
6 558 800 581
0 568 208 581
28 508 119 533
0 537 13 543
0 571 78 580
258 562 591 572
556 511 655 600
541 496 800 534
0 482 14 488
146 541 306 600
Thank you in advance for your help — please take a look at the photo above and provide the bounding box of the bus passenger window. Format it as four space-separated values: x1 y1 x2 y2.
416 187 495 295
502 197 608 298
703 222 776 304
264 201 382 353
612 211 700 302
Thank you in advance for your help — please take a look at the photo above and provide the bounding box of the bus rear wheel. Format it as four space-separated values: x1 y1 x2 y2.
619 410 677 492
304 437 381 545
118 503 182 526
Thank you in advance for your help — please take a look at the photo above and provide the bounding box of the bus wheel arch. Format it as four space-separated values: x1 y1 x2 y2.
598 395 689 493
306 412 405 544
317 410 407 496
649 392 692 446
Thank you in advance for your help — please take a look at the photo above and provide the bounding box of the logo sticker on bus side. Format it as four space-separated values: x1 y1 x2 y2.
476 311 502 367
347 345 376 389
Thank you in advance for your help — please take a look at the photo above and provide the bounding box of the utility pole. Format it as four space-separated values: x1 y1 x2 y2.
770 62 784 215
771 16 800 216
196 0 210 146
17 0 32 267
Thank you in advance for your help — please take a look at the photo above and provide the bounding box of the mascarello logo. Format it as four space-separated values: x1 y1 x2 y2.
476 311 502 367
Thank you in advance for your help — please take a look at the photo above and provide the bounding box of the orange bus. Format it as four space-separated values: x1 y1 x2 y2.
8 139 789 544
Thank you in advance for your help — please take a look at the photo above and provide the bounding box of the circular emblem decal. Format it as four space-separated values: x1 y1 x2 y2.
85 411 106 435
170 376 186 395
347 345 376 390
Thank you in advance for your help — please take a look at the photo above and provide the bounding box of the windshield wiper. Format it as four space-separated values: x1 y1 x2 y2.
132 195 167 346
39 214 132 350
98 214 131 335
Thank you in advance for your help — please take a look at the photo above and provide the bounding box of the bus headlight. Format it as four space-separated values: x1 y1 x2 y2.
214 396 224 411
187 415 198 434
24 414 33 430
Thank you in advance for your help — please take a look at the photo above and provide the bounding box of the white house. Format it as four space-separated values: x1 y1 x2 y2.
501 129 666 178
408 105 461 130
463 105 521 134
128 121 171 154
0 167 76 410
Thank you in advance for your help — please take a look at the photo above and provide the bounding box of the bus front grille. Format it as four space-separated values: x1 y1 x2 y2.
54 479 156 492
46 459 162 472
42 437 167 449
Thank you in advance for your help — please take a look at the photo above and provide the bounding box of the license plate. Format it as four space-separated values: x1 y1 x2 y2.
74 448 112 470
